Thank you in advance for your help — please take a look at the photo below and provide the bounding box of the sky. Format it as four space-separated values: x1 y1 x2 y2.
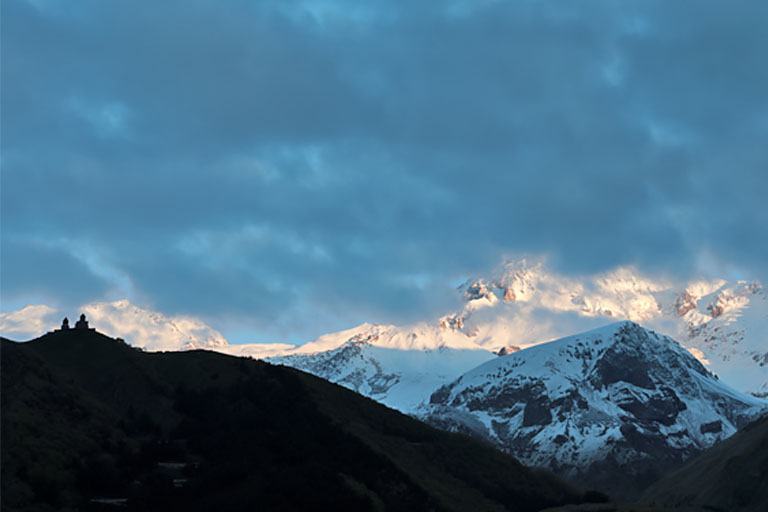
2 0 767 344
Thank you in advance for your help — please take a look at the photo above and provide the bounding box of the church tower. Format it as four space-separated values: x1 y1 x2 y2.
75 313 90 330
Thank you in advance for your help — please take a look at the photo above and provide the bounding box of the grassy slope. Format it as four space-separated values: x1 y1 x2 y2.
300 369 579 511
1 340 127 511
641 414 768 512
2 330 588 512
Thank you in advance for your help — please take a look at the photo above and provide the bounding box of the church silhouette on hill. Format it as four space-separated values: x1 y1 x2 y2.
59 314 94 331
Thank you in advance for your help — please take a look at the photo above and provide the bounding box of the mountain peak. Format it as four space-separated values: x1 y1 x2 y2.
426 260 768 396
457 321 711 394
419 321 765 497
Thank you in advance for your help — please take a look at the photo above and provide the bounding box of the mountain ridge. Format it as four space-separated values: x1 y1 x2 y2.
266 262 767 420
3 261 765 398
1 328 589 512
416 321 766 498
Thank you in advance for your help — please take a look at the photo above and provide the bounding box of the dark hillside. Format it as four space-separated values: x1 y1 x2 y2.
2 330 590 512
641 414 768 512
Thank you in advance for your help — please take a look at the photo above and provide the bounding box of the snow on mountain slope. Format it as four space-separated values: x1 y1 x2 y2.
215 342 296 358
660 281 768 397
269 323 496 411
439 260 768 396
416 321 766 497
4 260 763 403
268 260 766 413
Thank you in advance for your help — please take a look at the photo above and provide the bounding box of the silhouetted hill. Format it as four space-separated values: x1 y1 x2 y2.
2 329 590 512
641 413 768 512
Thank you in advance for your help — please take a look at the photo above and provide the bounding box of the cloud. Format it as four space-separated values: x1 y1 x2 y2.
0 237 112 307
0 300 233 350
0 304 59 340
81 300 228 351
2 0 767 341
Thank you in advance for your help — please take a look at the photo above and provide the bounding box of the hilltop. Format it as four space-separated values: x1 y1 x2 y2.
1 328 587 512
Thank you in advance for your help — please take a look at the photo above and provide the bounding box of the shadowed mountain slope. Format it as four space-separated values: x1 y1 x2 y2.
642 414 768 512
2 329 588 512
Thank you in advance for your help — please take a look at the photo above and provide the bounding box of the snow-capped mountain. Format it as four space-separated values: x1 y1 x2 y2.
416 321 766 497
268 260 767 414
662 281 768 397
269 323 496 411
4 260 764 405
445 260 768 397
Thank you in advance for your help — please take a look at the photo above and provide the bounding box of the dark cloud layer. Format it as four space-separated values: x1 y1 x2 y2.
2 0 767 341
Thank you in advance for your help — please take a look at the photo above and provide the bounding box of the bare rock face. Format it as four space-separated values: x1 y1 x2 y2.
463 280 497 302
675 290 699 316
417 322 766 499
496 345 521 356
439 314 464 331
708 300 726 319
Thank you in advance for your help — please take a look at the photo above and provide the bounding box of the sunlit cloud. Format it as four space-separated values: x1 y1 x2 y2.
2 0 767 342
